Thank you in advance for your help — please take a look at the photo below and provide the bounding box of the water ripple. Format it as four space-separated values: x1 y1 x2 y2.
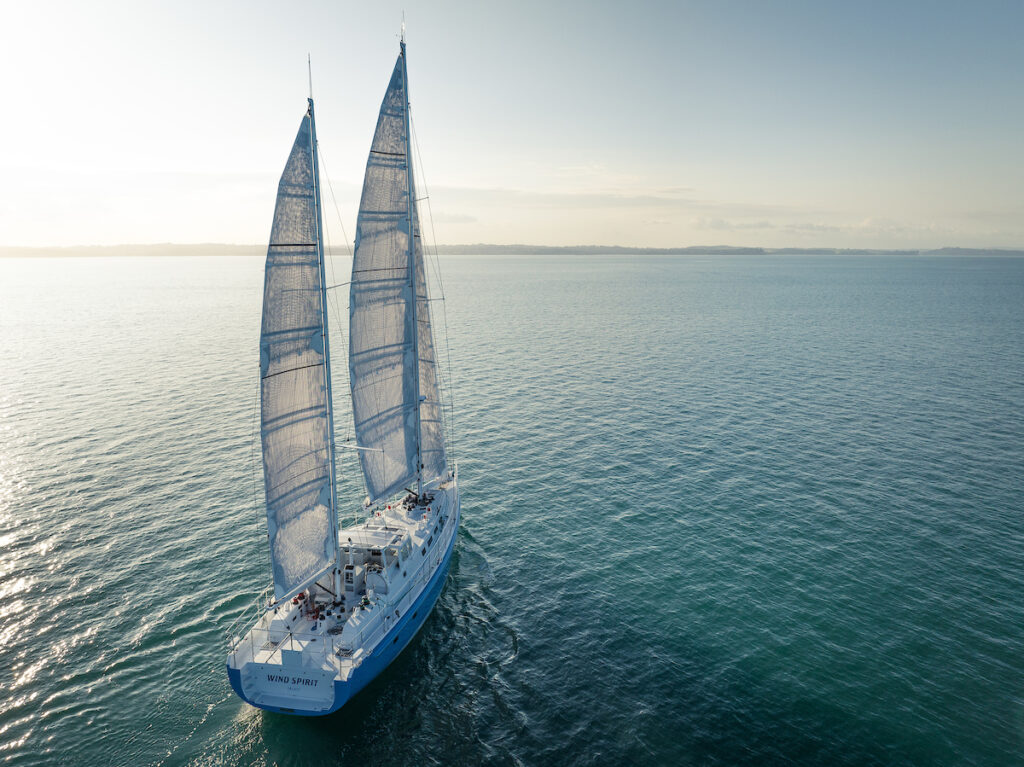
0 255 1022 765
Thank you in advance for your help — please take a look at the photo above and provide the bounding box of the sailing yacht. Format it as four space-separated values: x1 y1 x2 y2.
226 39 460 716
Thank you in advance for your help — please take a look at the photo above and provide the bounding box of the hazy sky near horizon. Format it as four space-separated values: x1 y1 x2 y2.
2 0 1022 249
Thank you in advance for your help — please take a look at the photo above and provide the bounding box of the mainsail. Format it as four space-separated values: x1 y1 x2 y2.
349 45 447 503
259 103 337 600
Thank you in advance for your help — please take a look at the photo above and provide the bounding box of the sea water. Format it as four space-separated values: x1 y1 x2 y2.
0 254 1021 766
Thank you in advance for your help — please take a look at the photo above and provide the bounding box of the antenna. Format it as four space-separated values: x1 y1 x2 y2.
401 12 406 44
308 53 313 100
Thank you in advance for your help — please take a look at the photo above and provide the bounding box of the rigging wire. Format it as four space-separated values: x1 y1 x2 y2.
410 113 457 464
317 147 355 260
316 142 359 528
248 378 269 577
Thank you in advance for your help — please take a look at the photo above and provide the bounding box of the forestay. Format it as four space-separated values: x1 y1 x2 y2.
349 48 447 503
259 107 337 601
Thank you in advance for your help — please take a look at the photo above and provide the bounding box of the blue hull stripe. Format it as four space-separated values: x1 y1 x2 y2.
228 506 460 716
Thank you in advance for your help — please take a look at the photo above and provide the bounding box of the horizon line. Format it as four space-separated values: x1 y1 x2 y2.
2 242 1024 257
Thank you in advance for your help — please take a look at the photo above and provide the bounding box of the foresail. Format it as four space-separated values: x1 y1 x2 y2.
260 109 336 600
349 50 447 502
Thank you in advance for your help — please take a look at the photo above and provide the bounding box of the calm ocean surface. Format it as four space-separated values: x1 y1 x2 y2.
0 253 1022 766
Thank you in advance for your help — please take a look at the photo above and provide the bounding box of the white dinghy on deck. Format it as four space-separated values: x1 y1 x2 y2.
226 38 460 716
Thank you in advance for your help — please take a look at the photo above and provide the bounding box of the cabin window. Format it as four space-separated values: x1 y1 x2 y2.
421 547 426 555
427 536 433 546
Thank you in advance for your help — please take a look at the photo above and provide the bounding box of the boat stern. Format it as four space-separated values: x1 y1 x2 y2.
226 658 348 716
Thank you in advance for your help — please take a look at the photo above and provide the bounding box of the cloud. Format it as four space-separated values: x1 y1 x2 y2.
433 184 812 217
430 212 478 224
694 217 777 231
781 222 842 234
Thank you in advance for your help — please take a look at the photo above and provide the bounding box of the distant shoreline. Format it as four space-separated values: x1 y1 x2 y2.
2 244 1023 258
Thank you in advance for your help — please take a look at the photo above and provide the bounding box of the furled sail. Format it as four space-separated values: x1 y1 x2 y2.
259 105 336 601
349 48 447 503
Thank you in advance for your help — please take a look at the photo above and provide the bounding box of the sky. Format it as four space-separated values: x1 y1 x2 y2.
1 0 1022 249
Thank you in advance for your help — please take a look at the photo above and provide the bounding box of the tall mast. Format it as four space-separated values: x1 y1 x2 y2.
308 97 340 555
400 39 424 499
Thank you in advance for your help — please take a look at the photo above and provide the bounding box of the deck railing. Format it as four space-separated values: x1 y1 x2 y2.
224 585 274 651
226 505 457 672
227 610 399 674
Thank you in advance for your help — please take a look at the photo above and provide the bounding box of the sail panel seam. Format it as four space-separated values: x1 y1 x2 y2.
261 361 323 380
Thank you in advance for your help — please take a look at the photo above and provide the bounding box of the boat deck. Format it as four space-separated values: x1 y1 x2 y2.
228 479 458 685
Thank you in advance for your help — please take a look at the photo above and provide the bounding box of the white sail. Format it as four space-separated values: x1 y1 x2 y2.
259 105 336 601
349 47 447 503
